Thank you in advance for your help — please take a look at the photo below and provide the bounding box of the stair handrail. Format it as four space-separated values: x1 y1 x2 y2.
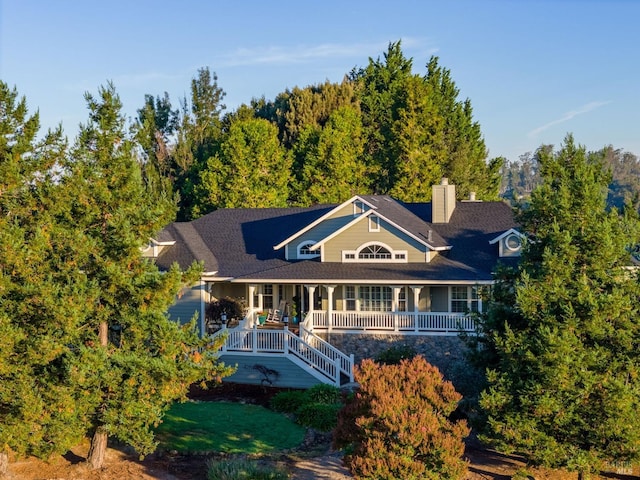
299 324 354 383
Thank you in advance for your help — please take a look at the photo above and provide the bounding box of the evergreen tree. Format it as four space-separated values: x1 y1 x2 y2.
172 67 226 220
0 82 93 473
353 41 414 194
424 56 502 200
295 105 370 205
65 83 233 468
480 135 640 478
388 74 444 201
198 117 291 209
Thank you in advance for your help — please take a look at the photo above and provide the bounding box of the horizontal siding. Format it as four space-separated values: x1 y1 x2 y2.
219 354 324 389
324 217 426 262
167 284 202 330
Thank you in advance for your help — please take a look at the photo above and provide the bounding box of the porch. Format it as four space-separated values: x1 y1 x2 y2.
305 310 475 335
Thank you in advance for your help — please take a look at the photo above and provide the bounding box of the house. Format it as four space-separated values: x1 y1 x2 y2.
146 179 521 388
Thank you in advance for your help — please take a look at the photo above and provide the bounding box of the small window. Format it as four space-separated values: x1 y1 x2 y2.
369 215 380 232
353 200 365 216
298 241 320 258
394 253 406 260
359 244 392 260
345 285 356 311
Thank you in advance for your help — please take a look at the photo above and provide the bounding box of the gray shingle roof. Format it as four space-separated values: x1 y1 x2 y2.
155 197 518 283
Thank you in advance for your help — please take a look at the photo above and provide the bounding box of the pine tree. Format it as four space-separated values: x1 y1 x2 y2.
64 83 233 468
480 134 640 478
0 81 94 473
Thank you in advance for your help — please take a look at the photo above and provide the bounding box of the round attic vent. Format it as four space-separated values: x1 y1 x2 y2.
505 233 522 251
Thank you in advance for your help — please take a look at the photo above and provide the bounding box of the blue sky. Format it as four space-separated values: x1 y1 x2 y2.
1 0 639 163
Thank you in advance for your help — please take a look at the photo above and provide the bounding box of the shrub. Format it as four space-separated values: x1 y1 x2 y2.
206 296 246 324
269 390 307 413
295 402 342 432
207 457 288 480
305 384 341 404
374 344 417 365
334 355 470 480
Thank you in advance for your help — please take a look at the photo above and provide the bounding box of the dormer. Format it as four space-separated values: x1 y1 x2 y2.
489 228 524 257
141 238 176 258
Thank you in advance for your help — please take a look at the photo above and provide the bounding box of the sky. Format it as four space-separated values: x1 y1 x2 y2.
1 0 639 163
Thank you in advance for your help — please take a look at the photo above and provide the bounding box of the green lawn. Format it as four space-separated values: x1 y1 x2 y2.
155 401 306 454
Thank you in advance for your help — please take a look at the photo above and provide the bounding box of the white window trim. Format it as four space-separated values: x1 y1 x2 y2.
353 200 366 216
342 241 408 263
297 240 320 259
369 215 380 232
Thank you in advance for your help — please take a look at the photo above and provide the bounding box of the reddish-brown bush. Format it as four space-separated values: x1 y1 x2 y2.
334 355 470 480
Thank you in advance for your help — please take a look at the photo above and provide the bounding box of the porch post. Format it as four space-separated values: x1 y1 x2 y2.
305 284 317 327
411 286 422 332
325 285 335 333
199 279 207 336
392 286 401 333
248 284 257 326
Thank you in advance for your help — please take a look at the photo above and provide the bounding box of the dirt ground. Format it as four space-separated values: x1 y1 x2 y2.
3 383 639 480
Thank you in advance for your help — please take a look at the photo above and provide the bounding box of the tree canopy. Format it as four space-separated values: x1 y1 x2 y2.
132 41 503 219
479 135 640 477
0 82 233 473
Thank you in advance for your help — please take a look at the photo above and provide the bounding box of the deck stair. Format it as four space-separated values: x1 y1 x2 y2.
212 319 354 387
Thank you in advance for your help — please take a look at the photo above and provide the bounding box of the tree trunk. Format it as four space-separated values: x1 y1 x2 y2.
98 321 108 347
86 427 108 469
0 452 8 477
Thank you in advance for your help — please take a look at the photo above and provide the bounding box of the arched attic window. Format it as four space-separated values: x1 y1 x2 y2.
297 240 320 259
342 242 408 263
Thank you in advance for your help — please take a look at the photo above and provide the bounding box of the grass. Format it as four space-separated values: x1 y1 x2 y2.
155 401 306 454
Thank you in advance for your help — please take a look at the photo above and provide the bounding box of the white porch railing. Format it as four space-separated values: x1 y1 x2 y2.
307 310 475 335
214 325 353 386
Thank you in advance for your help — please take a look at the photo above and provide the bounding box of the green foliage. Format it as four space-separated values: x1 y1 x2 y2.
198 117 291 211
374 344 417 365
480 134 640 477
269 390 308 413
305 384 342 404
334 356 469 480
207 457 289 480
295 402 342 432
0 81 92 459
270 384 342 431
156 401 305 454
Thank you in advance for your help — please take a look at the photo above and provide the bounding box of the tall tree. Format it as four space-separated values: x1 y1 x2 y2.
388 74 444 201
424 56 502 200
295 105 370 205
480 135 640 478
65 83 233 468
198 117 291 209
353 41 414 194
0 82 94 474
133 92 179 180
171 67 226 220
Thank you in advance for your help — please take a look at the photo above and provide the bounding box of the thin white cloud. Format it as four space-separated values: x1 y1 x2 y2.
217 38 437 68
527 101 611 138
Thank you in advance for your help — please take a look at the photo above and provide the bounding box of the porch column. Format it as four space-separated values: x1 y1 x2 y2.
199 279 207 336
325 285 336 333
392 286 402 332
248 284 257 326
304 284 317 328
411 286 423 332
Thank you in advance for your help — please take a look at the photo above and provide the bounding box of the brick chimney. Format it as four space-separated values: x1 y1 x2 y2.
432 178 456 223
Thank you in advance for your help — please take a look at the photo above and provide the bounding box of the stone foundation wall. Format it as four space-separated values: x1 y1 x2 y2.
320 333 482 395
